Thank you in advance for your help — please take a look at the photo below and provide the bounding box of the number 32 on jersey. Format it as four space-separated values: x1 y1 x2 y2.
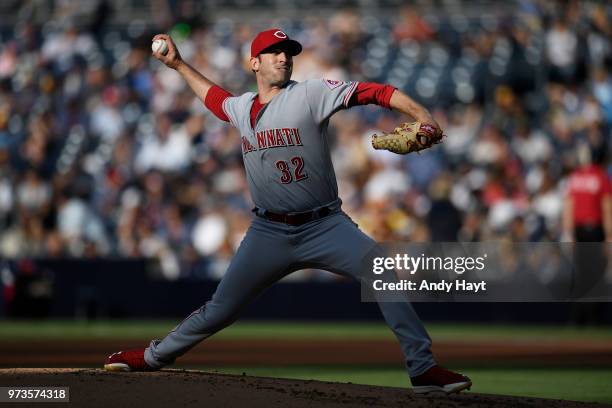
275 156 307 184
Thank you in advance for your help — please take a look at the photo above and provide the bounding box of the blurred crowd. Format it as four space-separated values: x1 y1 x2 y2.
0 0 610 280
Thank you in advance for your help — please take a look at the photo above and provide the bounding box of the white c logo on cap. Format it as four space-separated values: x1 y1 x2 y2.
273 31 287 39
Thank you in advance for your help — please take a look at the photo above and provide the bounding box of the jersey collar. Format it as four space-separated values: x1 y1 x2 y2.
251 80 296 102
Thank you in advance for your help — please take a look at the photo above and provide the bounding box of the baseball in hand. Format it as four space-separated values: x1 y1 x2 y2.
152 39 169 55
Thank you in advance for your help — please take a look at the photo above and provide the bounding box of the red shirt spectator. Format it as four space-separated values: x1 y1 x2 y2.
566 164 611 227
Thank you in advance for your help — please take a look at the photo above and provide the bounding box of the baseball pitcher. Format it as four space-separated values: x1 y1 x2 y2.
104 28 471 395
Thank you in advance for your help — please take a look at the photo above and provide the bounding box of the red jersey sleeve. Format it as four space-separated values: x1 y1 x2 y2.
204 85 233 122
347 82 396 109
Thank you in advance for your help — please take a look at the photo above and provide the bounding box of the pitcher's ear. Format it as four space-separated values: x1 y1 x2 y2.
250 56 260 73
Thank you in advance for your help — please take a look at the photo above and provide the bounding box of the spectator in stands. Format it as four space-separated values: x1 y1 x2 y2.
563 144 611 321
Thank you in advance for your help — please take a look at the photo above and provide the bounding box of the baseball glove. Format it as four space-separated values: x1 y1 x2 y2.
371 122 444 155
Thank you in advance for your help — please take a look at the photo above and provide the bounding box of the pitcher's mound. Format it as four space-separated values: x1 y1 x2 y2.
0 368 603 408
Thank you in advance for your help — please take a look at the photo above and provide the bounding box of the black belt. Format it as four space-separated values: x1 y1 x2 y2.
255 206 332 226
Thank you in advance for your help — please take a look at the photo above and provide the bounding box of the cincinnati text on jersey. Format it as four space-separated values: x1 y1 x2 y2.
241 128 303 154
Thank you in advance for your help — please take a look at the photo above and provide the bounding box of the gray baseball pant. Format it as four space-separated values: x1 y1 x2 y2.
144 209 435 377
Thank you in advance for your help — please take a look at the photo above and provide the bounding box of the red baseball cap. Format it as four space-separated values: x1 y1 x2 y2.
250 28 302 58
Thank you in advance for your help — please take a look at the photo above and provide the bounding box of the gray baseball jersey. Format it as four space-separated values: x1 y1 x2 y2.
222 79 358 213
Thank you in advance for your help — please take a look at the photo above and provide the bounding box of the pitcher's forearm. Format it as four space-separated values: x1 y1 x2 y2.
389 90 436 124
176 61 218 103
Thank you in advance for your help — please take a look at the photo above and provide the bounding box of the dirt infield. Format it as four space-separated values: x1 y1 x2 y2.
0 368 607 408
1 337 612 367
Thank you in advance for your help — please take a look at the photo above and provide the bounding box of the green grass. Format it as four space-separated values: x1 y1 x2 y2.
202 366 612 404
0 319 611 341
1 320 610 403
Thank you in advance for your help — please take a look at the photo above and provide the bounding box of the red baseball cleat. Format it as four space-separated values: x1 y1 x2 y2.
410 365 472 394
104 348 155 372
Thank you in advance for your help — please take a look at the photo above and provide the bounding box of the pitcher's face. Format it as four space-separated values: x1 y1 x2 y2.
252 47 293 87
